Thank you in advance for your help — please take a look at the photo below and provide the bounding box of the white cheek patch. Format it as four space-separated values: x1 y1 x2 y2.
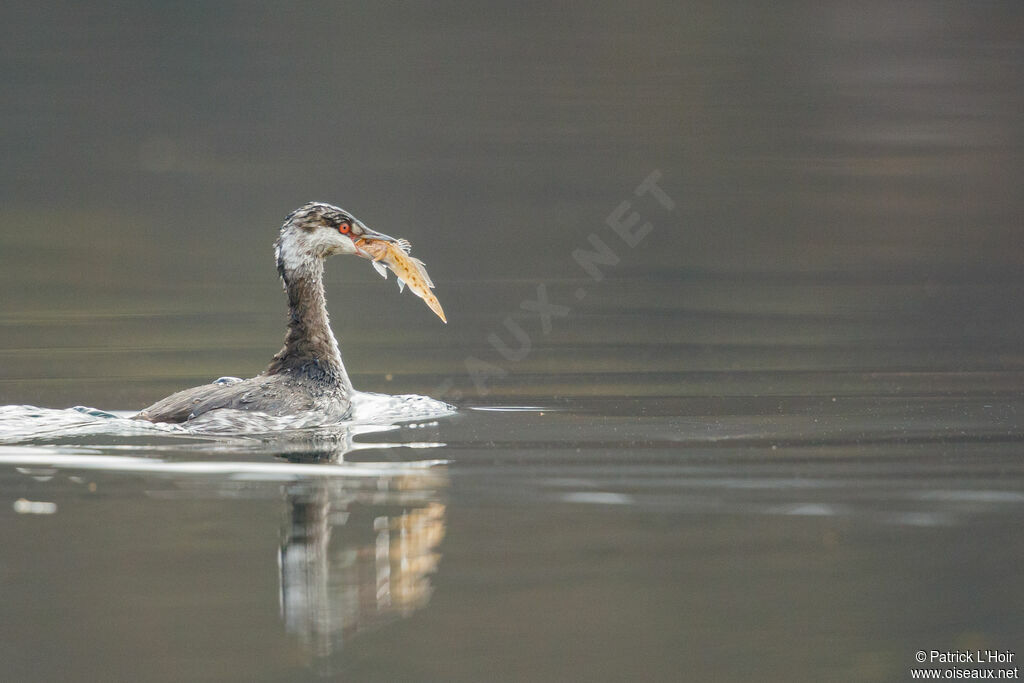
311 229 357 256
276 233 307 271
276 225 361 281
282 227 357 259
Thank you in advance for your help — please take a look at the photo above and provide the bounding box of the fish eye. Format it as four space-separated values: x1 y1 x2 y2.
338 222 351 235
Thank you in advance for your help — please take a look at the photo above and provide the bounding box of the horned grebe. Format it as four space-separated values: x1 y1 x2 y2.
136 202 442 425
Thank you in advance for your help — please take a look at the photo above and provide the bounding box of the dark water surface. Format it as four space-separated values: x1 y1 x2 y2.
2 2 1023 682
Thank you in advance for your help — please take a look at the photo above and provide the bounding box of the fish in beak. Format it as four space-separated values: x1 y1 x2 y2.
352 221 399 258
355 231 446 323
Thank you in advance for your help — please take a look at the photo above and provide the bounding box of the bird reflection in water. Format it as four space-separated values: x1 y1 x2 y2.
1 415 450 673
277 448 447 671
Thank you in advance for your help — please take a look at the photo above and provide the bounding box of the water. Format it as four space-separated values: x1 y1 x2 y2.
1 276 1021 681
2 1 1023 681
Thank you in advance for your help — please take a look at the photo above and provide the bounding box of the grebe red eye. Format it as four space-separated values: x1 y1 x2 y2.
339 222 351 234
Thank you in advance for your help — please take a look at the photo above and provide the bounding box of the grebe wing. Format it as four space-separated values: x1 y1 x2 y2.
135 375 313 424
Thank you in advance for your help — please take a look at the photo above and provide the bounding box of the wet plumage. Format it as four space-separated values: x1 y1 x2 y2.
135 202 444 425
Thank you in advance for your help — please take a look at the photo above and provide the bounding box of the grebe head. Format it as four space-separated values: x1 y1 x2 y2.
275 201 398 268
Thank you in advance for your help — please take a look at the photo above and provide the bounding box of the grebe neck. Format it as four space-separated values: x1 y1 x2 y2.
266 252 350 388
